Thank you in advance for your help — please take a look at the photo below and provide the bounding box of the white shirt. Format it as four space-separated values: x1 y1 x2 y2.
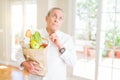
39 28 77 80
17 28 77 80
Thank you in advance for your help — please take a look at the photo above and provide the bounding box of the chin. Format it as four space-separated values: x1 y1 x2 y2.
52 28 58 32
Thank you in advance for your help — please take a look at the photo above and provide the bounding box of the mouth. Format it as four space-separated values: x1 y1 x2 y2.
52 23 58 26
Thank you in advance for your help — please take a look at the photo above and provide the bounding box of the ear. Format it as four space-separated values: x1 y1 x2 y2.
46 16 48 21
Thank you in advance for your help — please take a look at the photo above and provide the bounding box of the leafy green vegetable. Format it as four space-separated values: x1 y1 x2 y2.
30 31 43 45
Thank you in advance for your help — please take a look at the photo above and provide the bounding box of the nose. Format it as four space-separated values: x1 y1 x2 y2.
54 19 59 23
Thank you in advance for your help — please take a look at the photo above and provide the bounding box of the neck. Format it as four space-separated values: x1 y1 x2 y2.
46 27 56 35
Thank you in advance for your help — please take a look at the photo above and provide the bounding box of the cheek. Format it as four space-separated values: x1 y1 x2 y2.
50 20 55 25
47 18 53 23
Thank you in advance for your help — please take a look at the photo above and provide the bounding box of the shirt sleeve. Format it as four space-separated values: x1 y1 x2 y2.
60 36 77 67
16 46 26 70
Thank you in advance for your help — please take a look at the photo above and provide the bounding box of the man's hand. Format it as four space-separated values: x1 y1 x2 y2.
49 33 63 49
21 61 42 75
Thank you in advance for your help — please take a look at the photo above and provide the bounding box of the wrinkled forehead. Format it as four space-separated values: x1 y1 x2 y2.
50 9 64 17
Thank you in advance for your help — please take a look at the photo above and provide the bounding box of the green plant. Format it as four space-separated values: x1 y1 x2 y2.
105 30 114 48
105 27 120 49
76 0 98 41
115 35 120 47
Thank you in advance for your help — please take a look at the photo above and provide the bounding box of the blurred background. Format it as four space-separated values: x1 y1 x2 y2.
0 0 120 80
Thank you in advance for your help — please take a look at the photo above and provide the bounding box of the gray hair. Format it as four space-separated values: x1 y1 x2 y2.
47 7 64 16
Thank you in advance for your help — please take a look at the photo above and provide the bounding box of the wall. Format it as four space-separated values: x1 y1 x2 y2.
0 0 5 61
0 1 1 25
57 0 75 36
0 0 11 62
37 0 49 29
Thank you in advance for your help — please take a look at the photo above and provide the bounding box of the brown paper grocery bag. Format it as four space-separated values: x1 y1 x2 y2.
22 47 48 77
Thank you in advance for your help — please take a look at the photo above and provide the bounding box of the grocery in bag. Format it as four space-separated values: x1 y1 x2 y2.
21 29 48 77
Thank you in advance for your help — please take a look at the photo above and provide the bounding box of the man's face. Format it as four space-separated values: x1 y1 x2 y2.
46 9 64 32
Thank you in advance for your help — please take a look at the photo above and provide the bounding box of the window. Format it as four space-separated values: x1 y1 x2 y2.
74 0 98 79
10 0 37 61
74 0 120 80
98 0 120 80
75 0 98 60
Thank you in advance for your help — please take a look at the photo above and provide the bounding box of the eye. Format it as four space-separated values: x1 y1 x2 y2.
51 14 57 19
59 17 63 21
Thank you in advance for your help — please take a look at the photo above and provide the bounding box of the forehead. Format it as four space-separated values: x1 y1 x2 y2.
50 9 64 17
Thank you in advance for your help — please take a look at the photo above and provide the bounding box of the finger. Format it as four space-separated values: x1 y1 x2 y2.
30 70 39 75
34 66 41 71
31 61 38 65
30 67 43 75
30 62 34 69
33 70 41 75
50 37 55 42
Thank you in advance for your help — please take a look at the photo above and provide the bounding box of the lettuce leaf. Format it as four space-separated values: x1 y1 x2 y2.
30 31 43 45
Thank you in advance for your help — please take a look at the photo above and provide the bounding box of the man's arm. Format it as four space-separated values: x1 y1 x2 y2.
49 33 77 67
60 37 77 67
